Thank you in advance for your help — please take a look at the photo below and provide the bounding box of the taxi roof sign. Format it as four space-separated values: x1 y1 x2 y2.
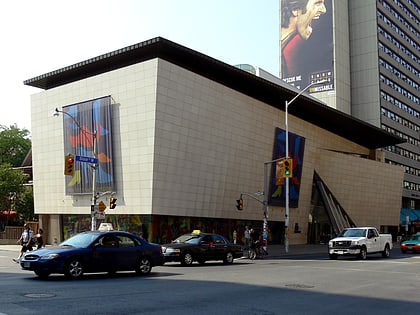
98 223 114 231
192 230 201 234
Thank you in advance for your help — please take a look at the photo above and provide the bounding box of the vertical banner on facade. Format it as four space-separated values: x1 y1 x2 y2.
269 127 305 207
62 96 114 195
280 0 334 92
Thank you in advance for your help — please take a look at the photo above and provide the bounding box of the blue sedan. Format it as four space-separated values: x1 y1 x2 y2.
20 231 164 278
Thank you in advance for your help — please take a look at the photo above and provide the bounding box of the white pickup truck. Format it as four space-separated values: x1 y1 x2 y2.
328 227 393 260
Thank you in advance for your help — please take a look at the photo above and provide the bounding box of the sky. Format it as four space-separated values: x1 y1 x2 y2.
1 0 279 132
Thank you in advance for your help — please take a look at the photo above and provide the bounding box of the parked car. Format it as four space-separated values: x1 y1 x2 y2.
161 230 243 265
20 230 164 278
400 233 420 253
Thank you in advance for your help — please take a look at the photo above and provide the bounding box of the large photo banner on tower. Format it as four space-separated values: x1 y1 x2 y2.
62 96 114 195
280 0 334 92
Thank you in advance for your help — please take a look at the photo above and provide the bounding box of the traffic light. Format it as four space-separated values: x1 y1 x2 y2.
275 161 284 185
283 158 293 178
64 154 75 176
110 197 117 209
236 198 243 211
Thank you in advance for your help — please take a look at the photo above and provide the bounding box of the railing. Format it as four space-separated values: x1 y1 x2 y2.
0 226 24 244
0 222 39 244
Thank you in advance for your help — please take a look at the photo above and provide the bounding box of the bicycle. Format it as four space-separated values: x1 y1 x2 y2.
247 240 268 260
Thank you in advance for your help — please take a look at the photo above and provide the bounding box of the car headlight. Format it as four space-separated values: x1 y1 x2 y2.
40 253 60 260
328 241 333 247
165 248 181 254
351 241 359 246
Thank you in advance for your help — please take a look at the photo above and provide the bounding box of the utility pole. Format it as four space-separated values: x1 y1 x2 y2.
284 80 325 253
54 108 98 231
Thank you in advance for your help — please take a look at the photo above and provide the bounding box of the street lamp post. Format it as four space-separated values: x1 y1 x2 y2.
284 81 323 253
54 108 98 231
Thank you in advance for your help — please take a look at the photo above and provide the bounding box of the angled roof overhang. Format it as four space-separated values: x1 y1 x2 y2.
24 37 404 149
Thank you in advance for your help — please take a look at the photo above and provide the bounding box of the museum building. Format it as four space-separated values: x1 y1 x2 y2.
25 37 404 245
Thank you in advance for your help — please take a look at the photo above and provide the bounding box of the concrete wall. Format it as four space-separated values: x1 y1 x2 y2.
316 149 403 227
349 0 381 126
31 57 404 245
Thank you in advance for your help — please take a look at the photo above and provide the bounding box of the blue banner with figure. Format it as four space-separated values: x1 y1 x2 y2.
62 96 114 195
269 127 305 208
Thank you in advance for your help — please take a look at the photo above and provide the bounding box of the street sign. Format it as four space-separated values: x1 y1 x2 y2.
94 212 105 219
99 201 107 212
76 155 98 164
91 205 99 213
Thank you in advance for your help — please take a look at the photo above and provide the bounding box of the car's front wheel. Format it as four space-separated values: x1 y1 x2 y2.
65 259 84 279
358 246 367 260
136 257 152 275
181 252 193 266
223 251 234 264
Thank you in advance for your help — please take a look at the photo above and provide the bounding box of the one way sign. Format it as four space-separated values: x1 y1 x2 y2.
76 155 98 164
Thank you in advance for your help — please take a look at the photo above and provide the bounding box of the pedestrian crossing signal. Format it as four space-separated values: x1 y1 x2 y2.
64 154 75 176
236 198 243 211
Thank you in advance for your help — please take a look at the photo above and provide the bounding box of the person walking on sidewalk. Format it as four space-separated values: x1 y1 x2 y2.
244 226 251 249
13 223 34 263
36 228 44 249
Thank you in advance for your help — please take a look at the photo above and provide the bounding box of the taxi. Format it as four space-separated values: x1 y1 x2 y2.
161 230 243 265
400 233 420 253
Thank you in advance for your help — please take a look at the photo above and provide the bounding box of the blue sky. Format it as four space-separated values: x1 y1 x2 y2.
1 0 279 131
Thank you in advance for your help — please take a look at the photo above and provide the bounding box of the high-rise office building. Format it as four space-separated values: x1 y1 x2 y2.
280 0 420 225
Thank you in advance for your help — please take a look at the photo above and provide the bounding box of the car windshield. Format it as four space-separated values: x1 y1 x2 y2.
339 229 365 238
409 235 420 241
172 234 201 244
60 233 101 248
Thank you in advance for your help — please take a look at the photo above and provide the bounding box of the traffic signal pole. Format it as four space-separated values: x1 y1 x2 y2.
90 130 98 231
284 80 324 253
54 108 99 231
263 158 283 254
285 98 290 254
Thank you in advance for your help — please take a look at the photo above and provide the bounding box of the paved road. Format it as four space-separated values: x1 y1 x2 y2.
1 245 420 314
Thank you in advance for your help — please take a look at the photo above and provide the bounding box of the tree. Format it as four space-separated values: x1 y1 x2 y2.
15 188 35 222
0 125 32 226
0 163 28 209
0 124 31 167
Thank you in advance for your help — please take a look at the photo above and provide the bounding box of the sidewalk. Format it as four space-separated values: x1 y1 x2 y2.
252 243 328 258
0 245 22 252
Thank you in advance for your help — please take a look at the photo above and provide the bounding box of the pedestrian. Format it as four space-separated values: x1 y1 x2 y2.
244 226 251 249
13 223 34 263
36 228 44 249
233 230 237 244
251 228 260 244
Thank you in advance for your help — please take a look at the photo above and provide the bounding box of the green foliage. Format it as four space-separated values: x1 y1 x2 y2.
0 164 28 210
0 124 31 167
15 188 36 222
0 125 33 225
